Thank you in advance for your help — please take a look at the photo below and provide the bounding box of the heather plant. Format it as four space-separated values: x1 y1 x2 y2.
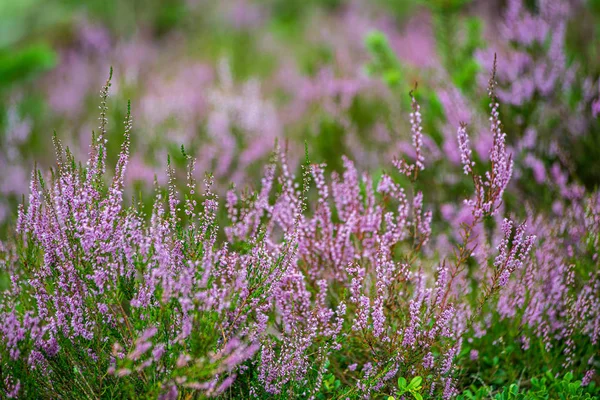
1 1 600 399
476 0 600 188
0 61 562 399
0 72 287 398
364 17 597 216
454 187 600 393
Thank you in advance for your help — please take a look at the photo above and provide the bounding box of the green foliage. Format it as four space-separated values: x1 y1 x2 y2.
374 0 417 23
0 44 57 90
365 30 408 94
309 117 348 173
318 371 342 398
0 0 69 48
394 376 424 400
152 0 188 37
266 0 343 25
428 4 484 93
417 0 472 13
0 0 63 91
458 372 600 400
569 119 600 190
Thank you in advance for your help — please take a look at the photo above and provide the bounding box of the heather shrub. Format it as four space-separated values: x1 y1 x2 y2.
1 59 596 399
1 1 600 399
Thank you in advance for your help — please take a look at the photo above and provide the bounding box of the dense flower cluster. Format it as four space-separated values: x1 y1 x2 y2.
0 64 552 399
0 1 599 398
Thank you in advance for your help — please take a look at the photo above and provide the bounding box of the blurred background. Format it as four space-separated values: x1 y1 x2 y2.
1 0 599 235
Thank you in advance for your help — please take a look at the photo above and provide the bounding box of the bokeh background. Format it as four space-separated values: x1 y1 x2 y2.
1 0 599 235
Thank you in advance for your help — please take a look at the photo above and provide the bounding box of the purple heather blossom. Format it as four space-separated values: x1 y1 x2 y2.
582 370 595 386
457 122 474 175
477 0 594 144
494 219 536 288
461 58 514 219
4 376 20 399
470 350 479 360
410 91 425 171
393 92 428 178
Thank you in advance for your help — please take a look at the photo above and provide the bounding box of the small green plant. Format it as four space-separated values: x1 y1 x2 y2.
388 376 424 400
318 372 341 398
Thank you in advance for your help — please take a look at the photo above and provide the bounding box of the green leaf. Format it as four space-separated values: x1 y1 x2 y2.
398 377 407 390
564 372 573 382
413 393 423 400
408 376 423 390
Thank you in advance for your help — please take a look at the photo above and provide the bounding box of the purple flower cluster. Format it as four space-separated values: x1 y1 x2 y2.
4 66 543 398
478 0 597 138
2 46 599 397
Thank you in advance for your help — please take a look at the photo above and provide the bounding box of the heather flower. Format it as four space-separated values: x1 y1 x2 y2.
410 90 425 171
457 122 474 175
393 90 427 179
3 376 20 399
582 370 595 386
461 56 514 219
469 349 478 360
